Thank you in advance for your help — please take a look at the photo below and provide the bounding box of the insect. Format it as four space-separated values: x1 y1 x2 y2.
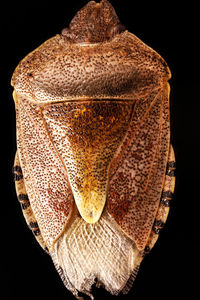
11 0 175 299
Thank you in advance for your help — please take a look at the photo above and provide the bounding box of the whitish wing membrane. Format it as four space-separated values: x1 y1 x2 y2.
52 211 142 298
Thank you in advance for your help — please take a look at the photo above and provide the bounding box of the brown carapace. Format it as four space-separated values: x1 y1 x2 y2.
11 0 175 299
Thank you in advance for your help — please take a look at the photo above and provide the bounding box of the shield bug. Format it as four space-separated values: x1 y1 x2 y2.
11 0 175 298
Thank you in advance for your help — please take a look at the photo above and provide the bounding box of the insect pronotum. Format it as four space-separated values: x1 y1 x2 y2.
11 0 175 298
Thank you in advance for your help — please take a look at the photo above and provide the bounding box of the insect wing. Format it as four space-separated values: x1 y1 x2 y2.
15 93 74 251
107 84 170 250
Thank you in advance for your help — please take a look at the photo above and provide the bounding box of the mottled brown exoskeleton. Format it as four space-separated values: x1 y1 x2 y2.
11 0 175 299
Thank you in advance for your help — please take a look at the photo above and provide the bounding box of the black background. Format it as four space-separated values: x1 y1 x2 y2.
3 0 199 299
